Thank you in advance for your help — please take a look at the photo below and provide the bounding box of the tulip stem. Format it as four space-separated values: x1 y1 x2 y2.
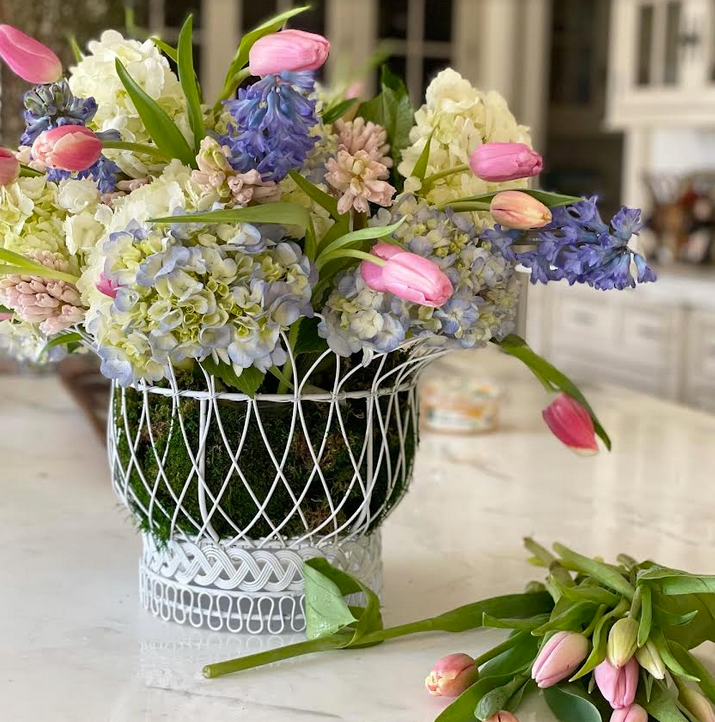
473 633 529 667
19 163 43 178
421 164 470 191
315 249 386 271
102 141 171 161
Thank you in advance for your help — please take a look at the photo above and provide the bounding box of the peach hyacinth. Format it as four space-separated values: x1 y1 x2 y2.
325 149 395 214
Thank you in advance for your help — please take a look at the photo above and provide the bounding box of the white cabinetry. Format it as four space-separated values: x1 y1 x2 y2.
526 270 715 411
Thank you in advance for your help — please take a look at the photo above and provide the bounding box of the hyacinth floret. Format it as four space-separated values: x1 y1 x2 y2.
220 72 318 182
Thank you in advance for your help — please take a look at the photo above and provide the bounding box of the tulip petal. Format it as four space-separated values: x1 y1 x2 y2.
0 24 62 84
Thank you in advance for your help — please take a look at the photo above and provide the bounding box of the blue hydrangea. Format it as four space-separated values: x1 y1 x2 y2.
319 195 520 358
483 197 657 291
22 80 98 146
220 72 318 182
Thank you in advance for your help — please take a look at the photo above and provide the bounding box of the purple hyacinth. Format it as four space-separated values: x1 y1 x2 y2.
22 80 98 146
483 197 657 291
219 71 318 182
46 155 121 194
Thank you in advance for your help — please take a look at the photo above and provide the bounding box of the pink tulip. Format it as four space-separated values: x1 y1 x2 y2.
470 143 543 182
0 24 62 84
249 29 330 76
425 653 478 697
531 631 590 688
96 273 120 299
0 147 20 186
543 393 599 456
610 705 648 722
595 658 639 709
360 242 453 307
485 712 520 722
491 191 552 230
32 126 102 172
0 312 14 321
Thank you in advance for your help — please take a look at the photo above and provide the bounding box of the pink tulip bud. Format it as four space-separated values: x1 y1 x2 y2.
360 242 454 307
610 704 648 722
249 29 330 76
0 24 62 84
425 653 479 697
470 142 543 182
0 147 20 186
542 393 599 456
485 712 520 722
346 81 366 100
595 658 640 709
32 126 102 172
531 631 590 688
96 273 120 299
680 688 715 722
0 312 14 321
491 191 552 230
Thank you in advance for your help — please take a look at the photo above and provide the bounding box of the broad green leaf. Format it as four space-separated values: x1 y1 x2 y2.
657 593 715 649
533 601 598 635
115 59 194 165
151 37 178 62
638 566 715 595
430 592 554 634
653 631 700 682
412 130 434 182
201 357 265 397
219 5 310 102
446 189 583 208
435 675 514 722
303 560 358 640
640 681 691 722
19 163 43 177
322 97 358 124
294 317 329 357
669 642 715 704
0 263 77 284
506 679 536 712
480 633 539 678
654 604 700 628
0 248 41 268
558 583 621 608
476 676 528 721
177 16 205 151
496 335 612 450
482 613 550 631
152 202 311 231
41 332 83 357
317 216 407 264
288 170 340 219
638 583 653 646
554 543 634 599
544 683 604 722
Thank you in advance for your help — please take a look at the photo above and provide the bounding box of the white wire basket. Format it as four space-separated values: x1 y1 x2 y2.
108 338 444 633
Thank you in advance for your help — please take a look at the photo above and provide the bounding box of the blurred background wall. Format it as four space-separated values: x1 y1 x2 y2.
1 0 714 411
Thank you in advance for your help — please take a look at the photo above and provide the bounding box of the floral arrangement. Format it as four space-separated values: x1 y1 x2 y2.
202 540 715 722
0 7 654 451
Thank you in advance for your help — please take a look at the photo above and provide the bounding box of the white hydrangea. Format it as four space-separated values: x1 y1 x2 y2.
398 69 532 226
0 319 63 364
69 30 192 178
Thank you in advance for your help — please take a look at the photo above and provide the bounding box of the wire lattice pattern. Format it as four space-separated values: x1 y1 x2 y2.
108 341 443 632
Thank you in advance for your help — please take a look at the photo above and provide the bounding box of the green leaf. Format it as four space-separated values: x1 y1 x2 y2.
288 170 340 220
476 676 527 721
219 5 310 102
640 681 691 722
506 679 536 712
570 614 614 681
482 613 550 631
656 593 715 649
357 65 414 170
544 684 604 722
653 631 700 682
638 583 653 647
0 248 42 268
303 560 358 640
554 543 634 599
445 189 584 208
41 332 83 357
294 317 329 357
558 583 621 608
480 633 539 678
669 642 715 704
412 130 434 182
495 335 612 450
151 36 178 62
435 675 514 722
115 59 194 165
317 216 407 265
68 34 83 62
322 97 359 124
19 163 43 178
638 567 715 595
533 601 598 635
201 357 265 397
152 202 312 230
177 16 205 151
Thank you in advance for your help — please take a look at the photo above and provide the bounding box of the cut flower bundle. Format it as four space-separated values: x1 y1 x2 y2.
204 540 715 722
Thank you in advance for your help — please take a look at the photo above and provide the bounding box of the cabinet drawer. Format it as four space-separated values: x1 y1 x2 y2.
553 298 614 347
619 308 672 358
687 311 715 382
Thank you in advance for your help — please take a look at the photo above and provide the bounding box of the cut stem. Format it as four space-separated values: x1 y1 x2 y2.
102 141 171 161
421 164 470 191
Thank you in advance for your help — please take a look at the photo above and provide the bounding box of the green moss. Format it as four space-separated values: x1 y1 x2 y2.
113 357 417 544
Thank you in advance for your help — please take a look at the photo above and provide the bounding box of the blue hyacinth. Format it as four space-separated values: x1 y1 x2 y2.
22 80 98 146
46 155 122 194
483 197 657 291
220 72 318 182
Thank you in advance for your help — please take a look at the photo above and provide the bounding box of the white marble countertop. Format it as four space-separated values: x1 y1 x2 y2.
3 349 715 722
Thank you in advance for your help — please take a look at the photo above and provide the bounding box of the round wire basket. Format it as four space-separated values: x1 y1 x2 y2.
107 338 444 633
